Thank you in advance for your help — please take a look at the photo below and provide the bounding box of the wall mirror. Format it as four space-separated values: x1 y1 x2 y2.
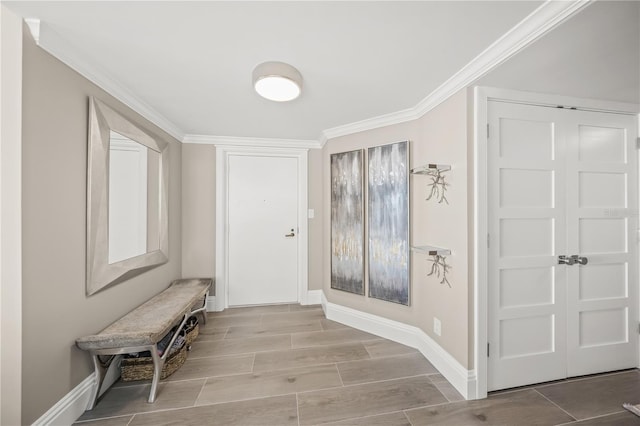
87 97 168 295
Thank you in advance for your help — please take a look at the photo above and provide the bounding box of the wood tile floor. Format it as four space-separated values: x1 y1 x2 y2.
75 304 640 425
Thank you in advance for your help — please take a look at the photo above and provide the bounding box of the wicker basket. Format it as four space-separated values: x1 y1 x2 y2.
184 318 199 347
120 319 198 381
121 343 187 381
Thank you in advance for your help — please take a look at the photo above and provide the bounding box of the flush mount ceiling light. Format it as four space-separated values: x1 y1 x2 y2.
252 61 303 102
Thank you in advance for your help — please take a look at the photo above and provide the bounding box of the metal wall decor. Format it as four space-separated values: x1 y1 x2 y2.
411 245 452 287
330 149 365 295
428 254 451 287
367 141 410 305
410 164 451 204
410 164 454 287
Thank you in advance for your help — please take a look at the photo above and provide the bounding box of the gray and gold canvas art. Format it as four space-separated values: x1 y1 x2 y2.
368 141 410 305
330 149 365 295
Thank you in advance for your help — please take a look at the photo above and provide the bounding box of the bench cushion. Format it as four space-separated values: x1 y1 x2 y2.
76 278 211 351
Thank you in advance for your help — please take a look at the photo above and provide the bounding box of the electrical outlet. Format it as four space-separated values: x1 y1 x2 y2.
433 317 442 336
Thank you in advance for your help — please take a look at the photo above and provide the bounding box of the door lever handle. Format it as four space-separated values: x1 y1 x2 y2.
571 255 588 265
285 229 295 238
558 255 576 265
558 255 588 265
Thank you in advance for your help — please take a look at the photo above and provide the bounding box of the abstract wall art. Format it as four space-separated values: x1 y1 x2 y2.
330 149 365 295
367 141 410 305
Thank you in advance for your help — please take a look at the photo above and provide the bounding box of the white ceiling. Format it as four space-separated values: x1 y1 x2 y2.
7 1 630 143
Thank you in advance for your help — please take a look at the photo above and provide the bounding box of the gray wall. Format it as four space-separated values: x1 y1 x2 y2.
181 144 216 284
478 1 639 104
307 148 324 292
323 91 472 367
21 29 183 423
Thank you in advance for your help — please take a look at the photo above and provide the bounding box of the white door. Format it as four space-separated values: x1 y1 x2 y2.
565 110 638 376
488 101 638 391
227 154 299 306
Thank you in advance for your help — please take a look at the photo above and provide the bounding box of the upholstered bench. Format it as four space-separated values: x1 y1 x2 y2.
76 278 212 409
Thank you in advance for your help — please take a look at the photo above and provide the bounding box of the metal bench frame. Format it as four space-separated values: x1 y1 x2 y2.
81 284 209 410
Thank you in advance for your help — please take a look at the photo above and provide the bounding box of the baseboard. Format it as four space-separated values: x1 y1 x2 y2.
206 295 217 312
205 293 318 311
33 356 123 426
32 374 96 426
306 290 323 305
320 292 477 399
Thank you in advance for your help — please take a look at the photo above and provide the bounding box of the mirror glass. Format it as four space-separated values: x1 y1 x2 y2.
108 131 161 264
87 97 169 295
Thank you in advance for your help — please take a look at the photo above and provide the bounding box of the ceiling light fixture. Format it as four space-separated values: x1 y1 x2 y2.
252 61 303 102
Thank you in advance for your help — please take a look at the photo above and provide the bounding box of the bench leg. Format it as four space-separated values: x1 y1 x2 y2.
86 354 115 410
148 314 189 403
148 349 165 403
191 291 209 326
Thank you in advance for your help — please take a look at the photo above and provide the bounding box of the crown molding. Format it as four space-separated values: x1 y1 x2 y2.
321 0 592 142
24 18 40 43
23 0 592 148
26 19 185 142
322 106 419 143
317 132 329 149
183 134 321 150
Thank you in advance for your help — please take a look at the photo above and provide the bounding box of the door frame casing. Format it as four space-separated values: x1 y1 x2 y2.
473 86 640 399
215 144 309 311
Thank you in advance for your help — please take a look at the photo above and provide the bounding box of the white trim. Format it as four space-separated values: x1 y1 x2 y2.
322 106 420 142
306 290 322 305
478 86 639 115
184 134 321 150
215 144 309 311
32 357 124 425
26 20 184 141
32 374 95 426
24 18 40 43
473 86 489 400
206 295 217 312
322 0 592 141
473 86 640 399
0 6 23 425
320 293 477 399
317 133 328 149
20 1 593 148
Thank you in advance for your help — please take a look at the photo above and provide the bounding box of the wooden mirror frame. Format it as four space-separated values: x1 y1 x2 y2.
86 97 169 295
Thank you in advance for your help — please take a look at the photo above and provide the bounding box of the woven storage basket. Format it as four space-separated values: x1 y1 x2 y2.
120 318 200 381
121 343 187 381
184 318 199 347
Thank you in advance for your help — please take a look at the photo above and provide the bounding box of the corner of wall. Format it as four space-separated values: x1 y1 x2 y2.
0 5 23 425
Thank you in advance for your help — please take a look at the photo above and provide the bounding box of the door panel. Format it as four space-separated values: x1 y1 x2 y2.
578 172 626 208
227 155 299 306
499 267 554 308
577 125 626 163
499 218 555 257
500 168 554 208
498 117 555 161
578 218 627 254
566 111 638 377
579 263 627 301
488 102 567 390
488 100 638 390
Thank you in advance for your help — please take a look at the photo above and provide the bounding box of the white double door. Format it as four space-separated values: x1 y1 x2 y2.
488 101 639 391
